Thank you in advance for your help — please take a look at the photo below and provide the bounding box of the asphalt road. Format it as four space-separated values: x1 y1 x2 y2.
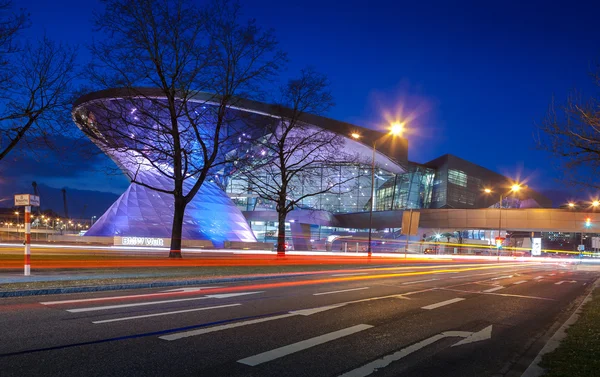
0 261 596 377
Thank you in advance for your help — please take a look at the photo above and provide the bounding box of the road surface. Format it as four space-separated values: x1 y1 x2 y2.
0 261 596 376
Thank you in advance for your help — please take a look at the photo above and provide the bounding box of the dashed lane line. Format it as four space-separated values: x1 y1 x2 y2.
421 298 465 310
482 286 504 293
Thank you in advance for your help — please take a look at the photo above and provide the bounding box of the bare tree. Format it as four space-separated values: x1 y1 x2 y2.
77 0 285 258
238 68 359 256
0 1 77 162
537 71 600 190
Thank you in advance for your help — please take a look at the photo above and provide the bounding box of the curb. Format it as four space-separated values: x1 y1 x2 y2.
520 278 599 377
0 272 317 298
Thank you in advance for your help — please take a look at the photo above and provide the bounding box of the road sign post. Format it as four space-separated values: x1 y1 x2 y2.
24 205 31 275
14 194 40 276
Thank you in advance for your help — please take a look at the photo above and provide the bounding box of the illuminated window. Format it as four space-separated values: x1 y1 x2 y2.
448 169 467 187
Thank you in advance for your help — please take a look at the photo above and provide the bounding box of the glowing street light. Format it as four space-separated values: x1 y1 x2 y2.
568 202 576 208
390 122 404 136
592 200 599 208
483 182 525 261
352 123 405 256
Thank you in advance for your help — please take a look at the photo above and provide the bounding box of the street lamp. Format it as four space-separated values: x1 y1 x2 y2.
352 122 405 257
484 183 523 261
14 211 19 226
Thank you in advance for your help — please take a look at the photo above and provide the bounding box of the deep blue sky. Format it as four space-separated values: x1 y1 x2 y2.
14 0 600 205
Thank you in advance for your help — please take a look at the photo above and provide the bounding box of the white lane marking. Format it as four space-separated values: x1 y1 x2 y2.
549 273 556 276
160 313 297 341
401 278 438 285
438 288 555 301
491 275 514 281
421 298 465 310
161 286 223 293
237 324 373 366
66 291 263 313
291 304 347 316
483 286 504 293
161 292 411 341
313 287 369 296
331 273 369 277
534 276 544 280
555 281 577 285
513 280 527 285
92 303 240 324
40 287 224 305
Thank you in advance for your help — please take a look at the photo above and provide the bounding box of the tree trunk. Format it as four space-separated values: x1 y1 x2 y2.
276 211 287 257
169 195 186 258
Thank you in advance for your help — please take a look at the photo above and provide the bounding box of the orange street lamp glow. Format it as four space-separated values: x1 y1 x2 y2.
351 132 360 139
484 188 492 194
593 201 600 207
510 184 521 192
568 202 575 208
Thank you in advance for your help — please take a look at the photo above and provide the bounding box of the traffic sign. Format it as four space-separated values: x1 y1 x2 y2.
14 194 40 207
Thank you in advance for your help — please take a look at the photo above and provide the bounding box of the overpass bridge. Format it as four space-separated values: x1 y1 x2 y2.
335 208 600 233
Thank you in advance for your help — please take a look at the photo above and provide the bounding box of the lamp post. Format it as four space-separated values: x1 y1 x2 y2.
14 211 19 226
351 122 404 257
484 184 522 261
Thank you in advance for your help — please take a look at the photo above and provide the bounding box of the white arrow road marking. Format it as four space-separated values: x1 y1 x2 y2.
555 281 577 285
421 298 465 310
451 325 493 347
338 326 493 377
313 287 369 296
66 291 263 313
238 324 373 366
483 286 504 293
160 286 222 293
92 303 241 324
40 286 222 305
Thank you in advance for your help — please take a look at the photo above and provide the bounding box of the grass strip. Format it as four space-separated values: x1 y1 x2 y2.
540 289 600 377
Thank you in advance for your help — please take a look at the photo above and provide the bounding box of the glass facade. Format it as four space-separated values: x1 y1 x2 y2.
375 165 435 210
228 163 398 213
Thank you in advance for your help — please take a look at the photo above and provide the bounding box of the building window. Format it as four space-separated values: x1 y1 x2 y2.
448 169 467 187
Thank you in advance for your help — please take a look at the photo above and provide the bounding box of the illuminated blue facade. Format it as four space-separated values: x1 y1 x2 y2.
73 90 259 246
84 172 256 247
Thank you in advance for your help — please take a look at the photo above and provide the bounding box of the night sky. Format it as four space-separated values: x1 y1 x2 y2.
11 0 600 209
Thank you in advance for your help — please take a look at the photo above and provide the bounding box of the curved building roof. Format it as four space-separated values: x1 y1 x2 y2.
73 88 409 172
